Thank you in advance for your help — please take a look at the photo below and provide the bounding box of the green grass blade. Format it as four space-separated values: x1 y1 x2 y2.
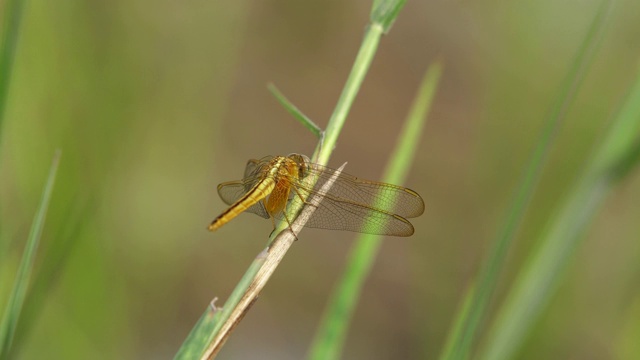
439 2 613 359
307 60 443 360
0 150 61 359
370 0 407 34
596 61 640 180
8 199 95 355
439 285 475 359
615 294 640 359
268 83 323 138
479 58 640 360
174 256 267 360
315 21 382 165
0 0 26 139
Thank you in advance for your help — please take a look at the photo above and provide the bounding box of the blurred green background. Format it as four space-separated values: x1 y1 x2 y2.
1 0 640 359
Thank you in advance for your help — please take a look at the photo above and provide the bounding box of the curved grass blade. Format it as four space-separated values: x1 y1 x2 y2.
307 60 442 360
615 294 640 359
439 2 614 359
479 57 640 360
0 150 61 359
7 198 94 356
0 0 26 140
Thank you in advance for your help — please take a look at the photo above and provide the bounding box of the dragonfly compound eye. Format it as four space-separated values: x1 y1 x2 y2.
287 153 311 179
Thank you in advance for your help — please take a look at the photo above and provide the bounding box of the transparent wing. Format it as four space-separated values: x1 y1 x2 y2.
283 193 416 236
243 158 262 179
300 163 425 219
278 163 423 236
216 156 276 219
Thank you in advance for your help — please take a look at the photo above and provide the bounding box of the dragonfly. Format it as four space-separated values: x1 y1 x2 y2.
209 154 425 237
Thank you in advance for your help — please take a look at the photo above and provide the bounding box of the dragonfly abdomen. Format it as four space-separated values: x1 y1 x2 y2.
208 178 276 231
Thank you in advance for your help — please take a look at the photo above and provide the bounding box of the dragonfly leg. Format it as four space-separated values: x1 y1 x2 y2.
281 210 299 241
262 198 276 237
266 210 298 240
290 186 317 208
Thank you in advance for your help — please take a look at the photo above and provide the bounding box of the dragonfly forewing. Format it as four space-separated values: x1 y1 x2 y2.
285 193 416 236
300 163 424 219
270 164 423 236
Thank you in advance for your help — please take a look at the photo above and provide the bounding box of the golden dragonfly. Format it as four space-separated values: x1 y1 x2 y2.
209 154 424 237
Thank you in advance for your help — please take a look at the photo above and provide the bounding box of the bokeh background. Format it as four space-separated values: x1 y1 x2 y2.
1 0 640 359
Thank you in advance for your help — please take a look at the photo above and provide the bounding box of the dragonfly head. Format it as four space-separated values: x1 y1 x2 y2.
286 153 311 179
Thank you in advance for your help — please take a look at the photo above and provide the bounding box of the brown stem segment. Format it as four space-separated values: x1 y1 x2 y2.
200 162 347 359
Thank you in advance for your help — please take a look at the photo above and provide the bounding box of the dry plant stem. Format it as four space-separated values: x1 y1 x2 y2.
201 163 347 360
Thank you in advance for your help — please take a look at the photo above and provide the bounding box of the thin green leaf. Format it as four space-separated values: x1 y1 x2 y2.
440 2 614 359
174 305 220 360
8 199 94 355
370 0 408 34
600 62 640 180
0 0 26 139
439 285 475 359
610 136 640 180
615 295 640 359
268 83 322 138
307 60 443 360
0 150 61 359
174 255 267 360
479 56 640 360
315 21 384 166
